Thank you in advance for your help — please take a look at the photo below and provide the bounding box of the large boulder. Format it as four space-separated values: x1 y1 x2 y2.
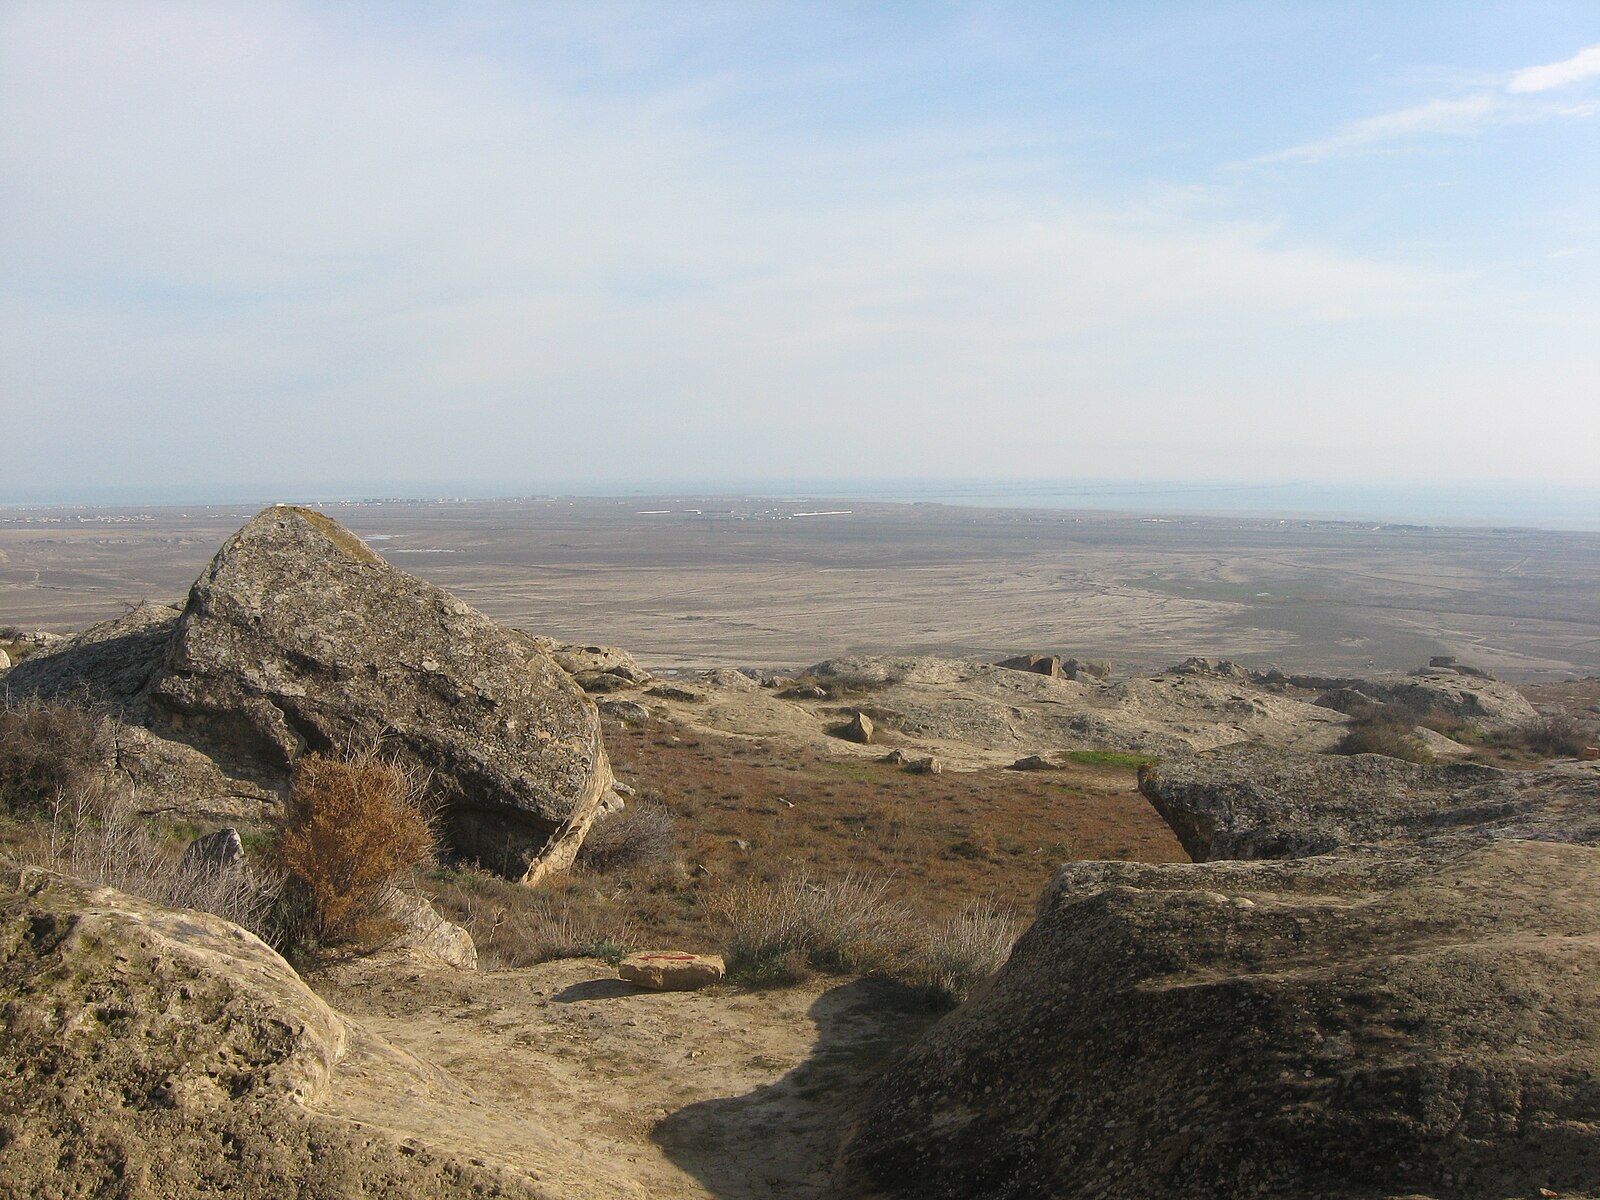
840 738 1600 1198
7 507 615 881
0 867 548 1198
836 838 1600 1200
1137 744 1600 861
1360 672 1538 731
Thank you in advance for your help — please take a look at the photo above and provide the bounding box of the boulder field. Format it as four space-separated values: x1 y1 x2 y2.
4 506 615 882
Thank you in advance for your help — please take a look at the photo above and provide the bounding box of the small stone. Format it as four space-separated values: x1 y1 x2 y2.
882 749 909 765
181 827 246 872
618 951 726 991
598 699 651 723
1010 754 1057 771
646 683 705 703
907 756 942 775
839 710 875 744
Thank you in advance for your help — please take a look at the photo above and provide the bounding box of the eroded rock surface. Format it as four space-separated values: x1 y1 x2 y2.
1139 744 1600 861
0 867 568 1199
837 839 1600 1200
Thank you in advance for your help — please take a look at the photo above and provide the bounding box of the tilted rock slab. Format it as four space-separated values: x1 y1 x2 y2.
149 506 613 880
836 840 1600 1200
7 506 614 880
1138 743 1600 861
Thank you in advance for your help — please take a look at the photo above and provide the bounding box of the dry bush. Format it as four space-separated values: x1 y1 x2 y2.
1334 712 1433 764
708 871 921 985
904 900 1024 1004
275 752 436 947
428 867 639 970
576 800 677 873
1519 714 1589 758
9 786 281 945
708 872 1020 1005
0 697 111 815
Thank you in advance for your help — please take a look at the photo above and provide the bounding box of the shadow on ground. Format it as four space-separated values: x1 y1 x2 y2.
654 978 942 1199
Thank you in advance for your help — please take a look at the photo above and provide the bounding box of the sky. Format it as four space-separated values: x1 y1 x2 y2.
1 1 1597 503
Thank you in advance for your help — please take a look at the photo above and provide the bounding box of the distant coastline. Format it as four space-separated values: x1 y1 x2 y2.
3 479 1597 534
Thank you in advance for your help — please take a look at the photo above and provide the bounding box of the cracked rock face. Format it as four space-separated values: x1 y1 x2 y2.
837 839 1600 1200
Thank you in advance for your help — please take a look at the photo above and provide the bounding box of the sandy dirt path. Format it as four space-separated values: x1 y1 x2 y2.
310 954 941 1199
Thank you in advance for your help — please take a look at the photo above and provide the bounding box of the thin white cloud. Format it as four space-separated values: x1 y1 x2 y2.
1507 42 1600 93
1265 42 1600 164
1263 94 1500 163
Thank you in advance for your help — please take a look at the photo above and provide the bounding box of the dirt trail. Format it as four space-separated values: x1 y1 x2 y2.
310 954 941 1199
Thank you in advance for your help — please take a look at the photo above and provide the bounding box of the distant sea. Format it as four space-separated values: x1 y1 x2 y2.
754 479 1600 532
3 479 1597 533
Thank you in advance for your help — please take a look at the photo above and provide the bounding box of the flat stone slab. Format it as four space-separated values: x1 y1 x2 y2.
618 951 725 991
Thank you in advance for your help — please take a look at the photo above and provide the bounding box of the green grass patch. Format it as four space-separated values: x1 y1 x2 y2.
1060 750 1156 769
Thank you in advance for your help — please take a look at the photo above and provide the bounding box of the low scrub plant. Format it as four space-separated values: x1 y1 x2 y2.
707 870 1021 1005
576 799 677 873
906 899 1025 1003
10 785 281 945
275 751 436 948
0 697 111 815
1333 712 1433 764
428 865 640 970
1518 714 1589 758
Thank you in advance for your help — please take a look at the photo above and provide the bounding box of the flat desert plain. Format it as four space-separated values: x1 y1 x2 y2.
2 497 1597 680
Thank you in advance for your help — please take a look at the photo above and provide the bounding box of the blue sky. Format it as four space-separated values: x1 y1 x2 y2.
1 2 1596 500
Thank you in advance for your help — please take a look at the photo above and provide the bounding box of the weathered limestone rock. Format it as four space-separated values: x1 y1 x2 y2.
1064 658 1111 681
2 601 180 715
839 710 875 744
881 749 909 765
1009 754 1057 771
617 951 725 991
0 868 544 1198
181 826 246 872
598 699 652 723
1137 743 1600 861
574 670 638 694
385 891 477 971
1362 671 1536 729
906 756 942 775
0 866 345 1174
0 647 9 670
1172 656 1250 679
153 506 613 881
837 839 1600 1200
546 642 651 684
997 653 1064 678
645 683 704 703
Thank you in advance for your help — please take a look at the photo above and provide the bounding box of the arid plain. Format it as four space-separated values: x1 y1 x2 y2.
3 496 1598 680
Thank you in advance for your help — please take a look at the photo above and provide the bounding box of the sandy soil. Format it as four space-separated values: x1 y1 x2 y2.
311 954 941 1200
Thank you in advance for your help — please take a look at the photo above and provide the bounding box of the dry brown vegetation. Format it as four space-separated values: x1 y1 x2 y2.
424 715 1183 1002
275 752 437 948
0 696 111 815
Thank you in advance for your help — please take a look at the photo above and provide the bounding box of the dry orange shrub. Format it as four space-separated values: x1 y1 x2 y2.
276 751 435 945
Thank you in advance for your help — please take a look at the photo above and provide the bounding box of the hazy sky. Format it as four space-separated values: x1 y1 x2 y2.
2 2 1597 500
